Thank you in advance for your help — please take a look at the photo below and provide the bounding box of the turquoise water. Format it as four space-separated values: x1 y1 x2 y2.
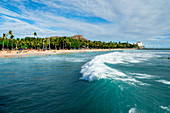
0 50 170 113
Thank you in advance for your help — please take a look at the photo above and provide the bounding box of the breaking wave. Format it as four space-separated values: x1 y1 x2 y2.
80 51 160 85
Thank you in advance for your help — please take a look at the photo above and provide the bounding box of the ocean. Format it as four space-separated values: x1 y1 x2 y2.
0 50 169 113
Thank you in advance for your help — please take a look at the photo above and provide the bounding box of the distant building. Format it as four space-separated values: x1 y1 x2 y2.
133 41 144 48
134 41 143 47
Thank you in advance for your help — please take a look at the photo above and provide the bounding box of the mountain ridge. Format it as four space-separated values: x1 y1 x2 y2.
46 35 87 40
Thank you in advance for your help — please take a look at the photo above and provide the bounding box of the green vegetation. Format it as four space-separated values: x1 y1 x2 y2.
0 31 138 50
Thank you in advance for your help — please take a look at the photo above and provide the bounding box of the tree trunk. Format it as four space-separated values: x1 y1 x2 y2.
16 43 17 50
49 39 50 50
2 40 4 50
63 41 64 49
43 41 44 50
12 42 13 50
60 43 61 50
10 39 13 50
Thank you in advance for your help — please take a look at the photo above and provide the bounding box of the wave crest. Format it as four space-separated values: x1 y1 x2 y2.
80 51 159 85
156 80 170 85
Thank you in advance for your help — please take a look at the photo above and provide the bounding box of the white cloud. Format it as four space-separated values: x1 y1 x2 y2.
0 0 170 47
0 7 22 18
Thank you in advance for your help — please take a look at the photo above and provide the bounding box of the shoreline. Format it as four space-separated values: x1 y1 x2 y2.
0 48 136 59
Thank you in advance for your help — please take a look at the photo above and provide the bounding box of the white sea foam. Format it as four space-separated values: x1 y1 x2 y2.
129 108 136 113
80 51 159 85
160 106 170 112
37 56 88 63
155 52 170 55
156 80 170 85
129 73 156 79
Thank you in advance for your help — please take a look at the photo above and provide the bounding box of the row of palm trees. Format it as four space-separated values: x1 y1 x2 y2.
2 30 14 50
1 31 38 50
0 31 139 50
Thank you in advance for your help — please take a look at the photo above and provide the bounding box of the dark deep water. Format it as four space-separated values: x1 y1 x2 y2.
0 50 170 113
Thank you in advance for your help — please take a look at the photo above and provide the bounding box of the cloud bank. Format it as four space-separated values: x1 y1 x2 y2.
0 0 170 47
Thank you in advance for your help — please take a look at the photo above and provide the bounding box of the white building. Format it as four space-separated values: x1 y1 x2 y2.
134 41 143 47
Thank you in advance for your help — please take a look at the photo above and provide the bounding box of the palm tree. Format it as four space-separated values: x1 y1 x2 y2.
8 30 14 50
6 39 9 50
65 37 71 49
49 38 51 50
42 38 45 50
33 32 37 49
2 33 7 50
44 39 48 50
10 34 14 50
50 38 55 49
54 39 58 50
33 32 37 38
16 40 18 50
8 30 12 35
63 36 66 49
59 37 62 49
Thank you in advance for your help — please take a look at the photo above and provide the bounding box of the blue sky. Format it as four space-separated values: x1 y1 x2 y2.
0 0 170 48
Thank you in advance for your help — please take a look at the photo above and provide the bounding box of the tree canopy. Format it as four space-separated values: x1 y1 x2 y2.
0 31 139 50
0 36 138 50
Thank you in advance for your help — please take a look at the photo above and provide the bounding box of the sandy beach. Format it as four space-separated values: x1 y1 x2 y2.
0 48 136 59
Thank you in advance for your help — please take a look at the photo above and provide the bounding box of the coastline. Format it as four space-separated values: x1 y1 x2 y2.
0 48 136 59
